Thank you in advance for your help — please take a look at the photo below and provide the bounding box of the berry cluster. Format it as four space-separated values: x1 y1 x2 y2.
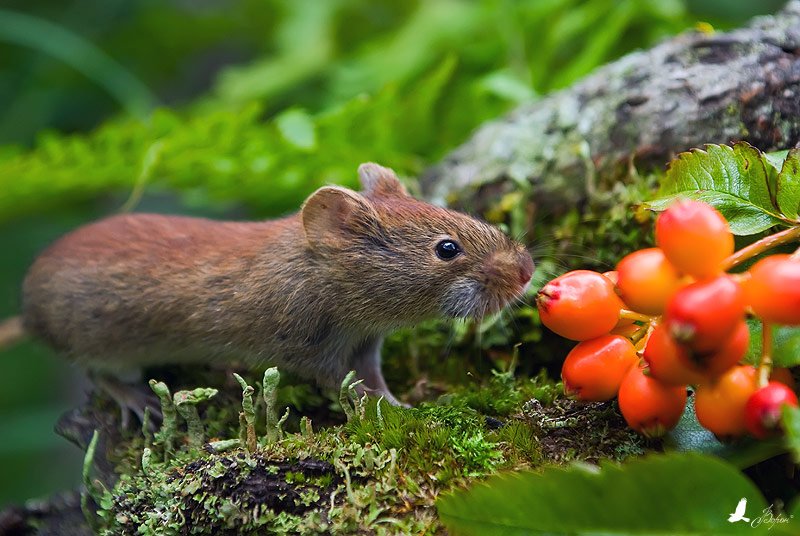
536 199 800 439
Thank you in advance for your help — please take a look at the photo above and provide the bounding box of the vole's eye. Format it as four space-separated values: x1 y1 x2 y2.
435 239 461 260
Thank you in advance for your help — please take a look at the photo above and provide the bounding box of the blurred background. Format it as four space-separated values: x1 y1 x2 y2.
0 0 786 507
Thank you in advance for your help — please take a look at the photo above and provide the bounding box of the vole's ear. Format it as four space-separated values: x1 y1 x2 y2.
358 163 408 198
301 186 381 248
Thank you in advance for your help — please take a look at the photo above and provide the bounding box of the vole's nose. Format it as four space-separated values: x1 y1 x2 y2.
519 252 534 287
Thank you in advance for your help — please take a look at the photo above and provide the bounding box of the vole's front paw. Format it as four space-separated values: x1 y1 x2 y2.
93 375 162 429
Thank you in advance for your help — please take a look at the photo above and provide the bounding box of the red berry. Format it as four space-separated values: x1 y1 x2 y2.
655 200 734 278
744 381 799 439
694 365 758 438
643 324 705 386
561 335 638 401
618 365 688 437
537 271 624 341
664 275 744 353
743 254 800 325
616 248 681 315
679 320 749 379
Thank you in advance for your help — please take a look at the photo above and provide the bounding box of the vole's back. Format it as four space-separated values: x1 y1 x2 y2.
22 213 308 371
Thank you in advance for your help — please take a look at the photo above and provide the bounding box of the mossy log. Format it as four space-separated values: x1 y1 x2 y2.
422 1 800 211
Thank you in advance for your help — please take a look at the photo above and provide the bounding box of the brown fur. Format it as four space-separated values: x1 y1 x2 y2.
20 164 534 404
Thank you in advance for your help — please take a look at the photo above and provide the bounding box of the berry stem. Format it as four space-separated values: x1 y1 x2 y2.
758 322 773 388
619 309 654 323
722 225 800 271
632 321 656 352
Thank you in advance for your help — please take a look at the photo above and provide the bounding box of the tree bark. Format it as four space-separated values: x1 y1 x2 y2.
422 1 800 211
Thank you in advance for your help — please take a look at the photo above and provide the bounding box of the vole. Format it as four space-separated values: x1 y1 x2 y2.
8 163 533 413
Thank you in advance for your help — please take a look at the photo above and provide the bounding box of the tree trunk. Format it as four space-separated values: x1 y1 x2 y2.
422 1 800 211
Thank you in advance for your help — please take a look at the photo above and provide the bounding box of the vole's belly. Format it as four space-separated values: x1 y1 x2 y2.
45 300 343 379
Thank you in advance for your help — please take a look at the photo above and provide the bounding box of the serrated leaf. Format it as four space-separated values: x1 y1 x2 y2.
776 149 800 220
645 143 789 235
437 453 796 535
667 144 774 210
646 190 783 235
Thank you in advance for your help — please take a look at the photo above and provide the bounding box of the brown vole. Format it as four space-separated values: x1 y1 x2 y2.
16 163 533 408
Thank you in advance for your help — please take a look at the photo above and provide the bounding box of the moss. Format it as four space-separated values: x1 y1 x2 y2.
86 369 650 535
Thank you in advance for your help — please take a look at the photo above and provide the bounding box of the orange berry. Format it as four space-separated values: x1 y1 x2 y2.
616 248 681 315
602 270 619 286
561 335 638 401
743 254 800 325
664 275 744 353
694 365 758 438
679 320 749 379
537 271 624 341
643 324 705 386
655 199 734 278
618 365 687 437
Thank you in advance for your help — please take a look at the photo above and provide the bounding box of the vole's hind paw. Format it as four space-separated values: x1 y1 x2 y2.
93 375 162 429
355 383 410 408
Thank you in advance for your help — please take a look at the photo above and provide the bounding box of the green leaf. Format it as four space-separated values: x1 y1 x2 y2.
776 149 800 220
750 323 800 368
773 326 800 368
646 190 783 235
667 394 784 468
645 143 788 235
275 108 317 151
782 406 800 464
437 453 796 535
667 395 725 454
478 70 537 103
764 150 790 173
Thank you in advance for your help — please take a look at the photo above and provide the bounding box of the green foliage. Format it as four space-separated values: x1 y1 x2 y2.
645 143 800 235
443 368 561 417
437 453 798 536
782 406 800 465
774 328 800 368
667 395 785 469
0 9 155 117
742 322 800 369
776 151 800 220
346 401 507 483
0 0 710 222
